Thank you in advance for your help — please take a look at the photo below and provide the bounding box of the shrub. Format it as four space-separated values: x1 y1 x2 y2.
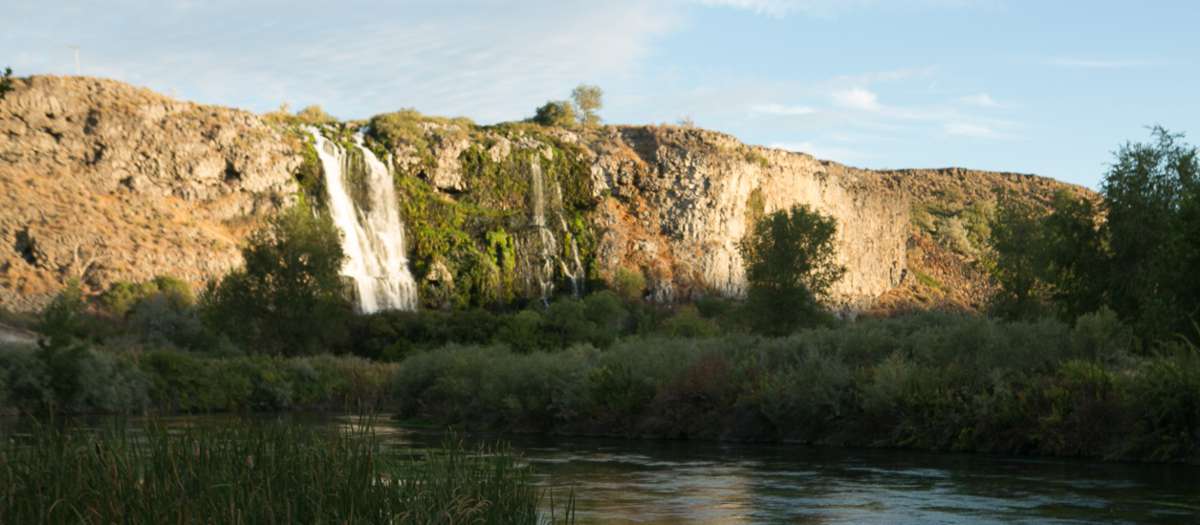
1123 349 1200 462
128 294 208 350
0 345 50 413
1039 360 1124 456
532 101 576 128
497 310 544 353
610 267 646 302
748 348 853 442
658 305 719 338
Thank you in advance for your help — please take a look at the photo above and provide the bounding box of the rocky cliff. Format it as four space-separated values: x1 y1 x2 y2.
0 76 297 311
0 76 1082 313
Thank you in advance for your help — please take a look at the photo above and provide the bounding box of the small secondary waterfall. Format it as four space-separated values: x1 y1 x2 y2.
530 159 558 302
306 127 418 313
555 183 585 297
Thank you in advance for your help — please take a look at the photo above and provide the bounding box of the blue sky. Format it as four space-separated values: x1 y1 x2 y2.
5 0 1196 188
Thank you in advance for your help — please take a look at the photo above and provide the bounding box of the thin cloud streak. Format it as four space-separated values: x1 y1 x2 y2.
1046 57 1164 69
831 87 881 111
749 103 816 116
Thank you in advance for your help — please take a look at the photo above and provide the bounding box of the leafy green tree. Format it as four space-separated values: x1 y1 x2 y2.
988 198 1052 320
202 204 351 356
571 84 603 126
739 205 845 335
988 191 1106 321
532 100 576 127
1102 126 1199 341
0 67 13 99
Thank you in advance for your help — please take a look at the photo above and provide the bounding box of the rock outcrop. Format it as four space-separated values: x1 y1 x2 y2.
0 76 298 311
586 126 908 308
0 76 1084 313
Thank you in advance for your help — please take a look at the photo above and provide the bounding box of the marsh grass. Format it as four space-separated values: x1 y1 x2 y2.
0 419 573 524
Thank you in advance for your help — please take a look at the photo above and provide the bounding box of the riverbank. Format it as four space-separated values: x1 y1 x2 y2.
3 311 1197 464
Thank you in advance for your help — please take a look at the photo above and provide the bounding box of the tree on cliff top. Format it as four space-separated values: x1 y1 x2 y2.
1 68 14 99
740 205 844 335
571 84 603 126
532 100 577 128
531 84 603 128
202 203 351 356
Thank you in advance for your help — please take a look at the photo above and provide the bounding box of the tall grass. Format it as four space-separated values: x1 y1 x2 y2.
0 420 573 524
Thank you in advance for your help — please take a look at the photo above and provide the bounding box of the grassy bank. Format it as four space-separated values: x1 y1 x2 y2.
0 420 571 524
3 311 1197 464
390 311 1200 464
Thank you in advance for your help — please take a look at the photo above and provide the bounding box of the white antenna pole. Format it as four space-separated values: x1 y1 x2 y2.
68 46 80 75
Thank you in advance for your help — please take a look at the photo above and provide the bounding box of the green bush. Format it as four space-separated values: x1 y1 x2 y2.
1123 348 1200 461
0 342 146 415
658 305 719 338
0 345 50 413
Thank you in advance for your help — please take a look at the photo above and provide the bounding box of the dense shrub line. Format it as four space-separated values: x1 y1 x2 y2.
390 311 1200 464
3 310 1197 463
0 345 395 415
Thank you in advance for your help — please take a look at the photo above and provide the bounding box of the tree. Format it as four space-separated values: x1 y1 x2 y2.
988 191 1106 321
532 100 576 128
739 205 845 335
1102 126 1199 341
202 204 351 356
571 84 603 127
986 127 1199 345
988 198 1053 320
0 67 14 99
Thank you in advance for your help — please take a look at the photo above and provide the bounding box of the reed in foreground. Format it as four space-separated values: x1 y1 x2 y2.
0 420 572 524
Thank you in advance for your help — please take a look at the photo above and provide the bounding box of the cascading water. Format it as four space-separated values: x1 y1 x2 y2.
529 159 559 301
554 183 586 297
306 126 418 313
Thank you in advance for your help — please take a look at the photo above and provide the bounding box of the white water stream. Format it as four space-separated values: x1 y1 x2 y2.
307 127 418 313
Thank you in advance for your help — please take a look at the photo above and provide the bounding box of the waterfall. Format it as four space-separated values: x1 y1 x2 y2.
555 184 585 297
530 159 558 301
306 126 418 313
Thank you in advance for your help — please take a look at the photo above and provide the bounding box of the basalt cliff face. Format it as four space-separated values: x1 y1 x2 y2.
0 76 1081 313
0 76 296 311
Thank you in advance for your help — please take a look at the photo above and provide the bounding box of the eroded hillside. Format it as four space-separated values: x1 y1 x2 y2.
0 76 1086 313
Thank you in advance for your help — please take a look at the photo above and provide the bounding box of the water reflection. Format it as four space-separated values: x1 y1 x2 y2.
373 419 1199 525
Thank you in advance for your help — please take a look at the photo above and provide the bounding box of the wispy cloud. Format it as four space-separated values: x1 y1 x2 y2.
831 87 881 111
958 93 999 108
749 103 815 116
695 0 870 17
694 0 994 17
944 122 992 137
3 0 681 121
1045 57 1163 69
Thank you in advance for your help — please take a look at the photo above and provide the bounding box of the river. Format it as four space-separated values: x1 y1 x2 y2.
6 414 1198 524
353 416 1199 524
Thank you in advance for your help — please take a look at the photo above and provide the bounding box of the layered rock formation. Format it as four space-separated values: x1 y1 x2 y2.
0 76 297 311
0 76 1081 313
586 126 908 308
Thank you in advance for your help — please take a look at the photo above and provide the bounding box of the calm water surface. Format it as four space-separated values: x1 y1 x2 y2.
352 417 1199 524
9 415 1199 524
